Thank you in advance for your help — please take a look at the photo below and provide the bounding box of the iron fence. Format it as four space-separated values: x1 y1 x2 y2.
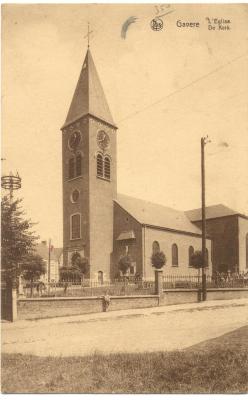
163 274 248 289
20 272 248 298
22 279 155 298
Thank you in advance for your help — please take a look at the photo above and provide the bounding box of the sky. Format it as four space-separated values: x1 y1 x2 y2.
2 4 248 247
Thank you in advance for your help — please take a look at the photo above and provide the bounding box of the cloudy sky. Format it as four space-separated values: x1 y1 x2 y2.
2 4 248 246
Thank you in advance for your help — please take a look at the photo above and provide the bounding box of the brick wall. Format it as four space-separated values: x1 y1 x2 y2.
17 295 158 321
113 203 143 279
238 216 248 272
160 289 200 305
194 215 239 273
16 289 248 321
62 117 90 268
88 117 117 281
206 288 248 301
17 297 102 320
108 296 159 311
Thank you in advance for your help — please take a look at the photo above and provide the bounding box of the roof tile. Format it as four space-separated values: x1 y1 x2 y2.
115 193 202 235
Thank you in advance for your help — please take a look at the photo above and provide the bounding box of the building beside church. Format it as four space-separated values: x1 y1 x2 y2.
186 205 248 274
35 241 63 283
61 47 212 282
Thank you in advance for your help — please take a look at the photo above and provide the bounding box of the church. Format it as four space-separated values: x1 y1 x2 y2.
61 47 212 282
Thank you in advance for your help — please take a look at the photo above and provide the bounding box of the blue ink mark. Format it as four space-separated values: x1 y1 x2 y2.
121 16 138 39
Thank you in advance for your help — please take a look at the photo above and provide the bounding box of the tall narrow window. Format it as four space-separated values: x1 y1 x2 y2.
152 241 160 254
104 156 111 180
188 246 194 266
97 154 103 177
172 244 178 266
76 154 82 176
71 214 81 240
69 158 75 179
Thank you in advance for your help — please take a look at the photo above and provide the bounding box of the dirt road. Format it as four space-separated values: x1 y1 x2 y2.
2 299 248 357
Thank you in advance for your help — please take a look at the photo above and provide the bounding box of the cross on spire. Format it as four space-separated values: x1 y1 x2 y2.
84 22 93 48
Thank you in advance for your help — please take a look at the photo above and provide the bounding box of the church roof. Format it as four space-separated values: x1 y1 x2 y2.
116 230 136 241
186 204 248 221
35 242 63 262
115 194 203 236
62 49 116 129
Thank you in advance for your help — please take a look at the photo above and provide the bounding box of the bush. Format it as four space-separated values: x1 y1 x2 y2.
151 251 166 269
118 255 132 276
190 251 203 269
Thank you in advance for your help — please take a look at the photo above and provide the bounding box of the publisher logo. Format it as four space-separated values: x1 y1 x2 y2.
150 18 163 31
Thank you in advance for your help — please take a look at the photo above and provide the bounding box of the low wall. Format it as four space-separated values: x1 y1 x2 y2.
161 289 200 305
17 297 102 320
108 295 159 311
15 288 248 321
17 295 159 321
206 288 248 301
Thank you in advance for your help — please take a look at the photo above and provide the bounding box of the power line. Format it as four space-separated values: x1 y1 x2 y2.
118 53 248 125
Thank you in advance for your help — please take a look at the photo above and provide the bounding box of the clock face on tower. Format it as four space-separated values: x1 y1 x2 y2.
68 131 81 150
97 130 110 150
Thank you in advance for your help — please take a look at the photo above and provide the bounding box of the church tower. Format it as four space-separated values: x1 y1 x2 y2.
61 48 117 281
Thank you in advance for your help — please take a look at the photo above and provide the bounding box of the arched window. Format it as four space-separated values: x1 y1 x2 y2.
69 158 75 179
97 154 103 177
98 271 103 285
104 156 111 180
188 246 194 267
76 153 82 177
152 241 160 254
70 213 81 240
172 244 178 266
246 234 248 269
205 248 209 267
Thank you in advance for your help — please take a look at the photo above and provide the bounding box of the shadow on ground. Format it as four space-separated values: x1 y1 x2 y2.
2 325 248 394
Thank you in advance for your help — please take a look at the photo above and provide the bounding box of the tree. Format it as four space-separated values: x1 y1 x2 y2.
60 253 89 282
190 250 203 269
151 251 166 269
1 196 38 287
190 250 203 285
21 254 46 296
71 253 89 281
118 254 132 276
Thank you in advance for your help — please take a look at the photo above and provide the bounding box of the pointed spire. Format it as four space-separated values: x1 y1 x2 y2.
62 49 116 129
87 22 91 49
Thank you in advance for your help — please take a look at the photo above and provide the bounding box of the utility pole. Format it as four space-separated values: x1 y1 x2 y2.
201 136 210 301
48 239 51 293
1 170 22 290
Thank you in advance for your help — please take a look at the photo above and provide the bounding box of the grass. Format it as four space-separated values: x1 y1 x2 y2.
1 325 248 394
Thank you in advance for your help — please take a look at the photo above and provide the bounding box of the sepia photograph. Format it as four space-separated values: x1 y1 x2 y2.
1 2 248 394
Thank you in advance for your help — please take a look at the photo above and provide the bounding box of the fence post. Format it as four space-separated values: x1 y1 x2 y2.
155 268 163 298
5 284 17 322
11 287 17 321
18 276 25 298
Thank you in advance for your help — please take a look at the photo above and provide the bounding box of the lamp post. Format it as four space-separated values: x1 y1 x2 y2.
1 171 22 287
201 136 210 301
1 170 22 319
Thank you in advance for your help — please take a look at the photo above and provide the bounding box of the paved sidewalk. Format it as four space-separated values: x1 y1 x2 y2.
2 298 248 357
